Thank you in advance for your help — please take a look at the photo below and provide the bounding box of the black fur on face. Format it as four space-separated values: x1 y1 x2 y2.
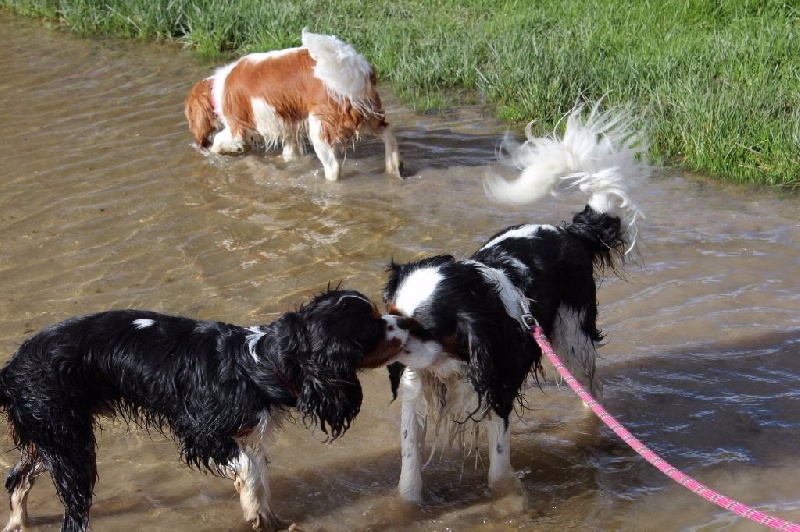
292 288 390 440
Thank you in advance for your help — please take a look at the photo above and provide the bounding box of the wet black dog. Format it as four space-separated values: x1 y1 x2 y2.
0 289 410 532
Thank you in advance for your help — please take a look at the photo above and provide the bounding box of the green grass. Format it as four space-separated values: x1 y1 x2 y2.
2 0 799 189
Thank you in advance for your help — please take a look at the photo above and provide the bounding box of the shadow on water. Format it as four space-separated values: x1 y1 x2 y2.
601 329 800 465
182 327 796 530
214 125 505 180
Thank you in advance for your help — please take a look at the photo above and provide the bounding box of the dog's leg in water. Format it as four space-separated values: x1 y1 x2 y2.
397 370 427 502
231 446 289 531
4 446 46 532
380 124 403 178
41 421 97 532
281 139 302 162
487 415 521 495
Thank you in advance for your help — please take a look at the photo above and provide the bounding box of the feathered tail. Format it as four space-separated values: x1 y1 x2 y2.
485 103 649 250
301 28 376 115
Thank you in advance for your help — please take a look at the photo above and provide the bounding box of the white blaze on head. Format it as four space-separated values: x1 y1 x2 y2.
393 267 444 317
133 318 155 329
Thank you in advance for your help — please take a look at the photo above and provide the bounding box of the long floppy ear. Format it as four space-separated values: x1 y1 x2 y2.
387 361 406 401
455 312 539 426
297 343 363 441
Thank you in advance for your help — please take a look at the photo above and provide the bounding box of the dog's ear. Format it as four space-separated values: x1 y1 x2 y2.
456 312 538 426
387 361 406 401
297 341 363 441
383 260 403 304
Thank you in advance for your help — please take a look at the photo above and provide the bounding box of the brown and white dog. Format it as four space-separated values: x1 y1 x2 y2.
185 29 403 181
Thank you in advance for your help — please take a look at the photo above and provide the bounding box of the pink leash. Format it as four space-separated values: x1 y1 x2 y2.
531 324 800 531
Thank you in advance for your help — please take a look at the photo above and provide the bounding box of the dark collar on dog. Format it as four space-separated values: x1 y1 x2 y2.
272 367 300 399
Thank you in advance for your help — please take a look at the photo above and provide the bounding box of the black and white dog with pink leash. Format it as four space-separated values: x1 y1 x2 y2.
0 288 412 532
383 105 649 502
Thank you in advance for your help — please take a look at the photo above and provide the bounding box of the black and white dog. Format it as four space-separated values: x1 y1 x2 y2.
0 289 411 532
383 105 649 502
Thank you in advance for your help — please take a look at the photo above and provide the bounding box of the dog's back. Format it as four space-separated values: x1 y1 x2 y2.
212 44 383 146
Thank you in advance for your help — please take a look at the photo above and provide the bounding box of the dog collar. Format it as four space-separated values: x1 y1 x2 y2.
272 367 300 399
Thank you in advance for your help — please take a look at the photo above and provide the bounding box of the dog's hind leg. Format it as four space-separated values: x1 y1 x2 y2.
281 141 301 162
379 124 403 178
280 128 305 163
397 369 427 503
4 445 46 532
230 446 288 532
550 305 604 401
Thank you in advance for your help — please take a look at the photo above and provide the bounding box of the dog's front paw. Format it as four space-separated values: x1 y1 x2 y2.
489 472 524 498
250 511 291 531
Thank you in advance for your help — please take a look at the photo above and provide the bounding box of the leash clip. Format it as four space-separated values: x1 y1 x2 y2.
518 298 538 330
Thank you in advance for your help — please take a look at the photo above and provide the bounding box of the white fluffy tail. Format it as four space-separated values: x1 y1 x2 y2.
485 103 649 233
301 29 375 114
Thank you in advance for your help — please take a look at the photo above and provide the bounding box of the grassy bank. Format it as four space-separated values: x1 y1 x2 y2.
2 0 798 189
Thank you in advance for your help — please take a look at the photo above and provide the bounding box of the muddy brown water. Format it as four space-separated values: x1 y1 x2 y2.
1 12 798 532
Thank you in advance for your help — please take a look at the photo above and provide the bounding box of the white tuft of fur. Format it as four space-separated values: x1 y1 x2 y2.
301 29 375 115
485 103 649 239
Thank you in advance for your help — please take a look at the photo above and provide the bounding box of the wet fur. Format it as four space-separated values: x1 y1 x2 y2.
383 105 649 502
0 289 408 532
184 30 402 181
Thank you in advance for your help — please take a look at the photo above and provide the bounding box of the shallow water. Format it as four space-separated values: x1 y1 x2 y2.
0 12 798 531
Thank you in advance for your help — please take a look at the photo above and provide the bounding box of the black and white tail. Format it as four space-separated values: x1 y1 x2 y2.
485 103 649 252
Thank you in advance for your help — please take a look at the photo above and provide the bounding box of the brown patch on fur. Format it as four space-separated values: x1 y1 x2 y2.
359 326 407 369
6 411 18 443
221 49 385 146
223 50 318 130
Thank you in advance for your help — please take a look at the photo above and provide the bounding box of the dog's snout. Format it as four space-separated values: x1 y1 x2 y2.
383 312 441 349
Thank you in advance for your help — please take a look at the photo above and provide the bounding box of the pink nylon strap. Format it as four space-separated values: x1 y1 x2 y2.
532 325 800 531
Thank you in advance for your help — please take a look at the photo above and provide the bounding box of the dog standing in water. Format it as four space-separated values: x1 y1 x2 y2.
185 29 402 181
384 105 649 502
